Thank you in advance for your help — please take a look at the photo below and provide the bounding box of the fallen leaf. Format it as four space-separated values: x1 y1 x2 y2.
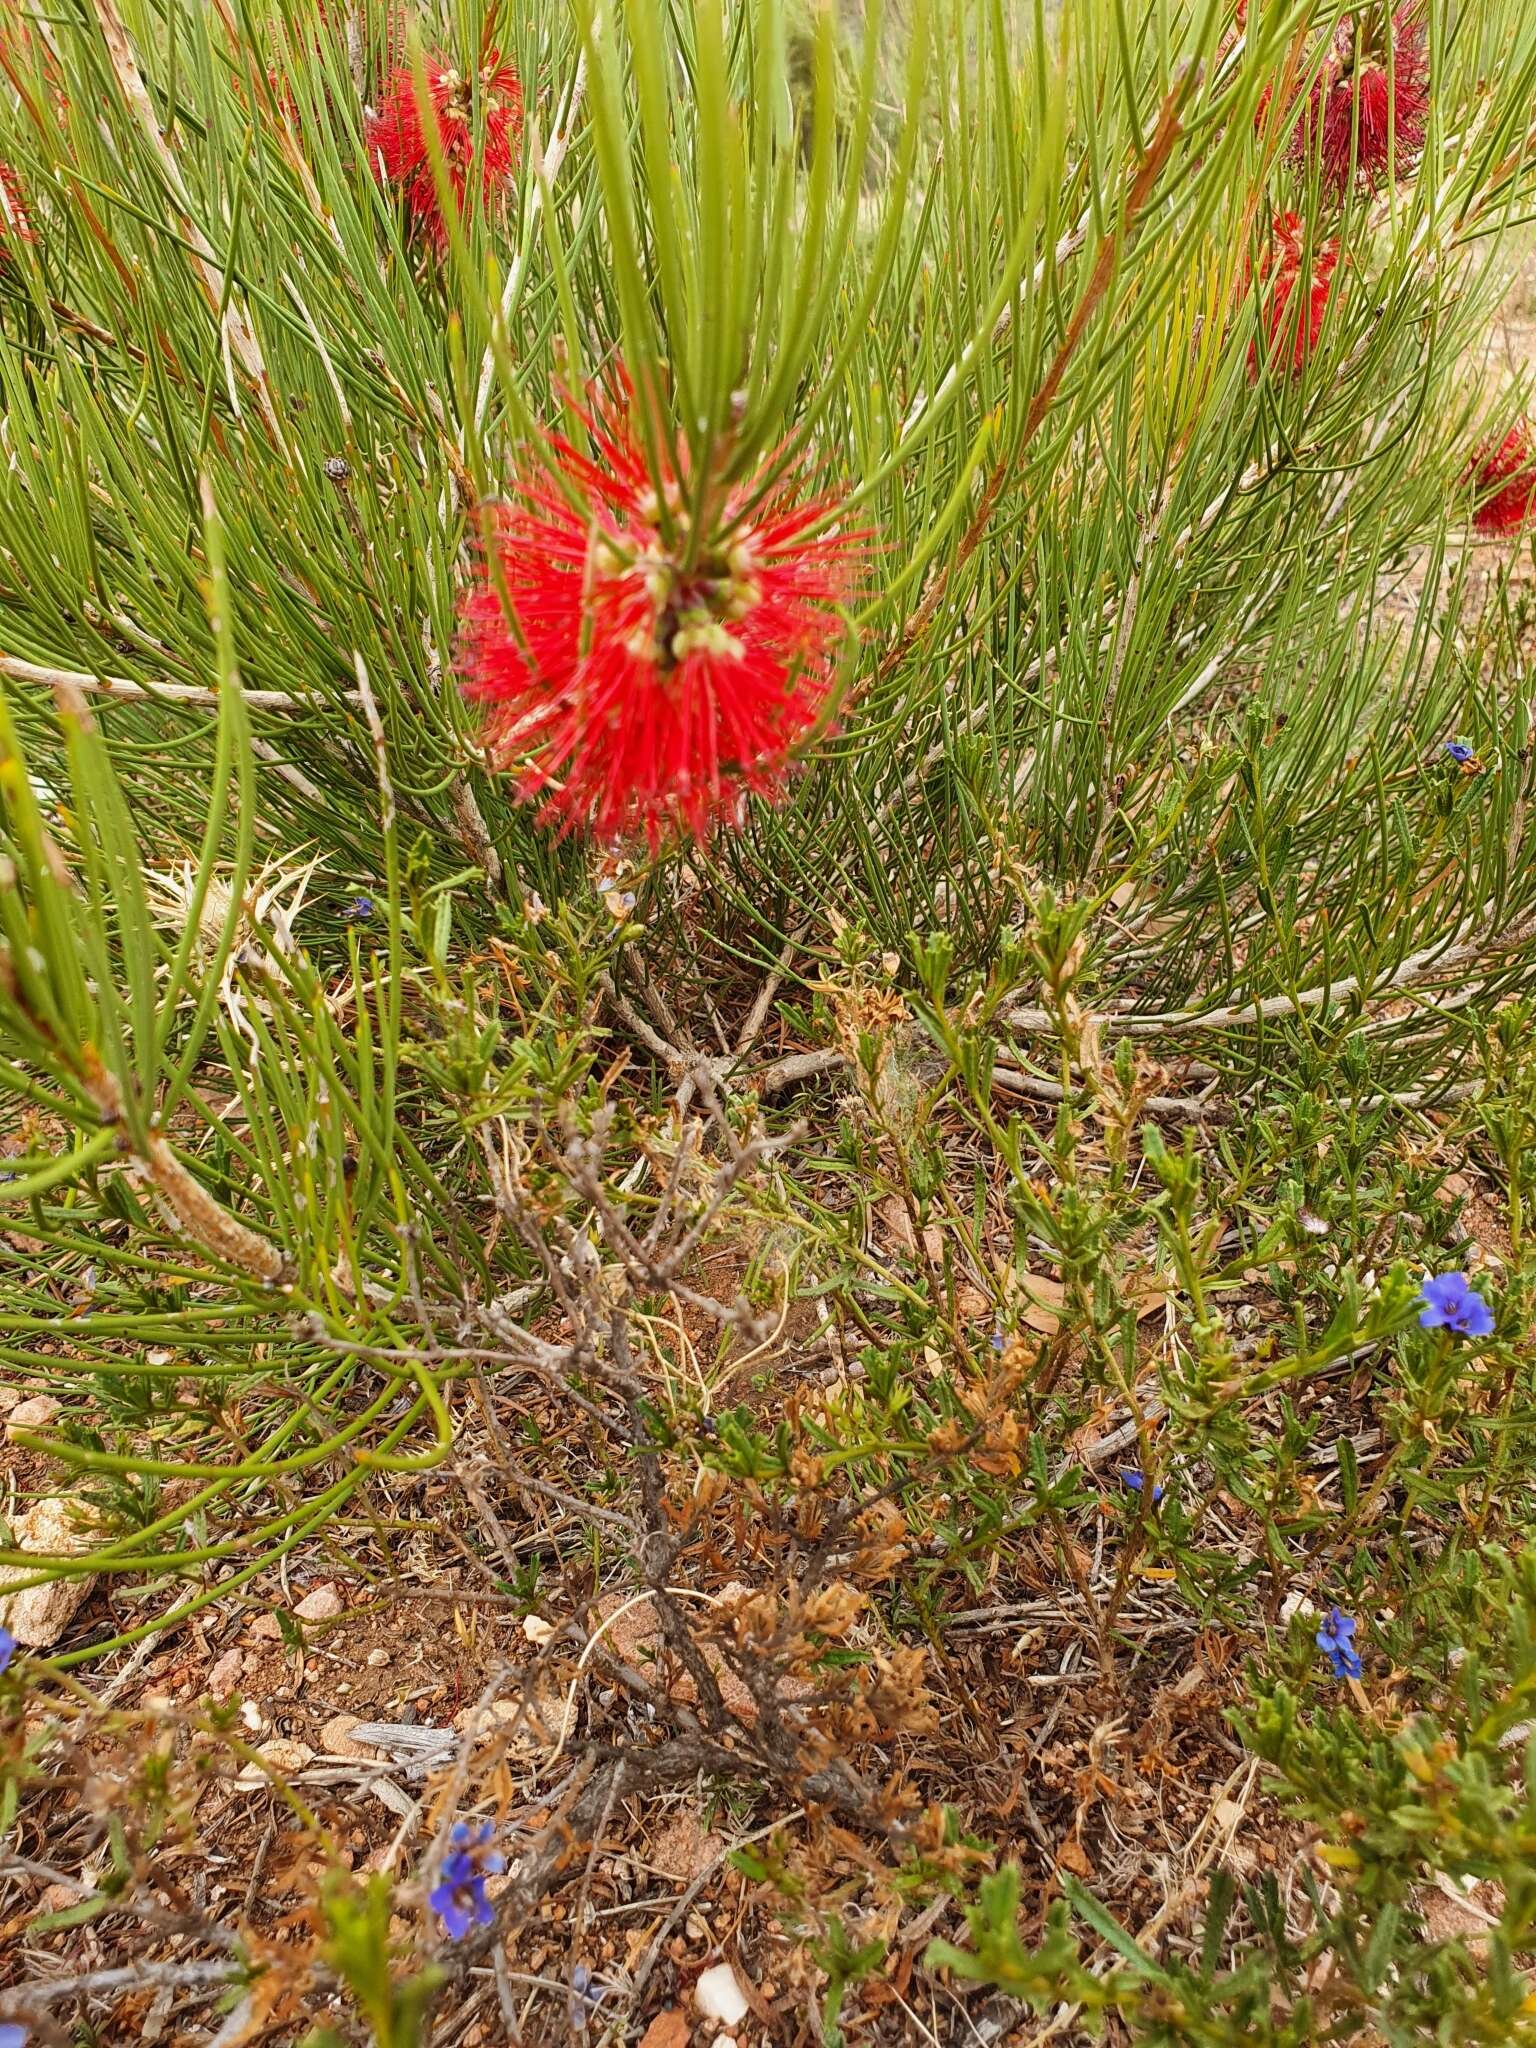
1018 1273 1065 1335
1132 1273 1174 1320
638 2013 691 2048
879 1195 916 1255
1057 1837 1095 1878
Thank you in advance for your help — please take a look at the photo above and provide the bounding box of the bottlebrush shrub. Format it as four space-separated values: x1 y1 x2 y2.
1468 425 1536 538
366 48 523 246
3 0 1536 2036
460 375 862 843
1288 6 1431 197
1247 210 1340 377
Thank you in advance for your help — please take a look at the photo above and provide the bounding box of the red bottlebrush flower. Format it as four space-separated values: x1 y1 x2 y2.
366 52 522 246
0 163 33 252
1295 9 1429 196
1248 212 1339 379
1469 428 1536 539
459 380 863 846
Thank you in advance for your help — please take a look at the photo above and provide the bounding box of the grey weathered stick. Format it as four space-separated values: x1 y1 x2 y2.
0 653 355 714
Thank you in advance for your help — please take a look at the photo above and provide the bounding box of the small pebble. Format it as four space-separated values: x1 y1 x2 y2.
207 1647 244 1696
234 1737 314 1786
6 1394 62 1440
292 1584 344 1623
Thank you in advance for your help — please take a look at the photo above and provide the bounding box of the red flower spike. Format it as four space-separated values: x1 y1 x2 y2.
1248 211 1339 380
1469 428 1536 539
366 52 522 247
460 381 863 847
1293 9 1429 197
0 163 33 252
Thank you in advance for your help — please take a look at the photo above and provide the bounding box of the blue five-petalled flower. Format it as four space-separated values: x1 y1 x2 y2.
1118 1469 1164 1504
0 2022 29 2048
1443 740 1476 764
1418 1271 1495 1338
569 1962 608 2030
0 1627 15 1678
1316 1607 1363 1681
429 1820 504 1941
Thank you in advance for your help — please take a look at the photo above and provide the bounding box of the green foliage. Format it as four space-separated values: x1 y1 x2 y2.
6 0 1536 2040
316 1871 442 2048
925 1556 1536 2045
811 1915 889 2046
927 1869 1112 2009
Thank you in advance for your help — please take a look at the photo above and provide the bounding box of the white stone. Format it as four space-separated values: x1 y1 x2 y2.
0 1493 99 1646
694 1963 750 2027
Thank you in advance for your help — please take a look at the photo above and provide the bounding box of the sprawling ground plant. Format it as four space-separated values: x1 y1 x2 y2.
6 0 1536 2041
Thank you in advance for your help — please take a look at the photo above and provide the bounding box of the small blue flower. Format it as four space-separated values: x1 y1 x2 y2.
0 1628 14 1677
569 1962 608 2030
990 1327 1005 1353
0 2023 29 2048
428 1820 504 1942
1118 1468 1164 1504
348 896 376 922
1316 1607 1363 1681
1418 1271 1495 1338
1443 740 1476 764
